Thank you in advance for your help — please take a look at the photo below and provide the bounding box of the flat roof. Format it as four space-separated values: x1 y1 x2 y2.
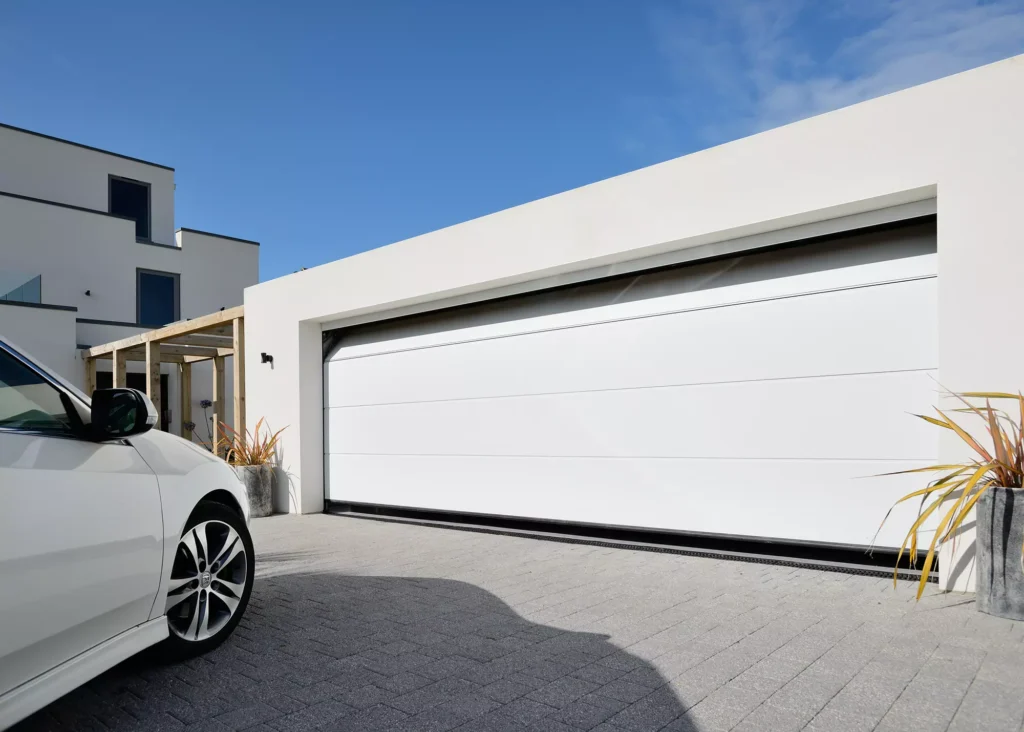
0 122 175 171
177 227 260 246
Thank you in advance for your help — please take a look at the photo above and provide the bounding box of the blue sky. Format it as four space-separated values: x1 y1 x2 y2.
3 1 1023 282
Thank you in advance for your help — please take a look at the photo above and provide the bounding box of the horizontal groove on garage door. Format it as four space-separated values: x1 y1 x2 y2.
324 217 936 359
325 500 934 582
327 366 935 410
328 273 935 363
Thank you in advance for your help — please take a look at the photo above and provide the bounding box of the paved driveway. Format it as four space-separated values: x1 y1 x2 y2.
16 514 1024 732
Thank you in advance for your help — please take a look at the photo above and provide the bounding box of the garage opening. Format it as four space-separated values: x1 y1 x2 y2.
323 217 937 569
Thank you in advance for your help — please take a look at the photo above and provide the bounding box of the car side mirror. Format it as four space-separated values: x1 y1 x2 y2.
90 388 158 439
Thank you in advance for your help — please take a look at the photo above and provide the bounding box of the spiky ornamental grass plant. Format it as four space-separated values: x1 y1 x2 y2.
217 417 287 466
878 390 1024 599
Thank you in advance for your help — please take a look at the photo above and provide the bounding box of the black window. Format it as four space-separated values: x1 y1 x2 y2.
137 269 179 326
0 347 72 434
109 176 151 240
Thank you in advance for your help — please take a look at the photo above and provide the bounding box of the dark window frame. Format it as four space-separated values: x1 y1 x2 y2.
108 174 152 242
136 268 180 327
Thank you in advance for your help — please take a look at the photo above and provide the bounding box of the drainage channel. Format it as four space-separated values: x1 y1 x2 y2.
325 505 931 583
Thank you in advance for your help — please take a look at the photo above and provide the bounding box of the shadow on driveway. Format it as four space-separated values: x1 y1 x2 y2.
16 571 691 731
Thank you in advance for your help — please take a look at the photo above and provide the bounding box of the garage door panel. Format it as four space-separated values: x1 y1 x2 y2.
328 369 936 461
326 276 936 408
326 453 929 547
325 232 937 550
331 250 936 360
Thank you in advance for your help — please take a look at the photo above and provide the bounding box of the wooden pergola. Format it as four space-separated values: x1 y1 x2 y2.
81 306 245 447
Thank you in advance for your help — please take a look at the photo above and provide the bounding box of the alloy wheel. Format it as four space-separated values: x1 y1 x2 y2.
166 520 248 642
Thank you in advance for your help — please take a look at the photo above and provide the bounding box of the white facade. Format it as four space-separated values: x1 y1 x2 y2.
245 55 1024 591
0 123 259 440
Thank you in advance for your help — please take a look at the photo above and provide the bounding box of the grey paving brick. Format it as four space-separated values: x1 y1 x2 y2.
334 684 396 710
730 701 814 732
548 695 623 729
389 678 480 714
265 699 354 731
948 680 1024 732
181 721 234 732
767 668 848 716
526 676 601 709
213 702 284 730
454 712 528 732
404 694 502 732
874 668 976 732
606 687 682 731
570 663 628 686
523 719 576 732
417 656 486 681
481 678 539 704
594 678 655 704
16 515 1024 732
378 672 434 695
332 703 409 731
683 685 766 731
493 698 559 724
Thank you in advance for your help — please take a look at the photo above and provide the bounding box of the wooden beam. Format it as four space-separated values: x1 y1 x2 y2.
233 317 246 447
84 358 97 396
83 305 244 358
86 333 147 360
113 349 127 388
114 352 209 364
180 363 192 441
212 356 226 453
149 306 245 343
124 344 232 359
203 325 235 337
146 341 162 430
162 334 234 348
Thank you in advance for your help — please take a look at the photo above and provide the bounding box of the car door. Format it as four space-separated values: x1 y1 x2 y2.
0 344 164 697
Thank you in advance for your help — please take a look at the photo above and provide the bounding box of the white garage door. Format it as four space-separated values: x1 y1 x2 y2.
325 221 937 549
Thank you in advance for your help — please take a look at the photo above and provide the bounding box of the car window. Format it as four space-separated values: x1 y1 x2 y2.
0 348 73 433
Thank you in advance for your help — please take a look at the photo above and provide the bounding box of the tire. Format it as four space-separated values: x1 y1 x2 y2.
160 501 254 659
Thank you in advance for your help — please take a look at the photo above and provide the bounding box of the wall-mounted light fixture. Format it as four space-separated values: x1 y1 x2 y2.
260 352 274 365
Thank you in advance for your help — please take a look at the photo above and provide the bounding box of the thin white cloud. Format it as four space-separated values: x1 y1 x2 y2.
642 0 1024 148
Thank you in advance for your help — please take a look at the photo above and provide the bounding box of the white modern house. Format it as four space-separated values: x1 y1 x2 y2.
0 123 259 441
245 55 1022 591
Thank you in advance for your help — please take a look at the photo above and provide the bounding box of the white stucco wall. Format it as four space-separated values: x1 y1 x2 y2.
0 194 179 322
0 125 176 246
0 196 257 438
177 230 260 318
244 56 1024 590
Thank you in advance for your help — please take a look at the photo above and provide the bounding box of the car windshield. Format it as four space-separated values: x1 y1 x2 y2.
0 338 90 407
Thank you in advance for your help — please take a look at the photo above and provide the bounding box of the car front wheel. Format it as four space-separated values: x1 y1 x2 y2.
162 501 254 658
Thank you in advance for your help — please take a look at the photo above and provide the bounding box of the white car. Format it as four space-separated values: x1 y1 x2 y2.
0 337 255 729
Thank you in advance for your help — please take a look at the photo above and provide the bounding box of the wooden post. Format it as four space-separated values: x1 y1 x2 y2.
180 362 192 441
232 317 246 448
84 357 97 396
145 341 162 430
113 349 127 388
212 356 226 454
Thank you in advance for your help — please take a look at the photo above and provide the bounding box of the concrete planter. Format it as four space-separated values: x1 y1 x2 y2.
977 486 1024 620
234 465 274 518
